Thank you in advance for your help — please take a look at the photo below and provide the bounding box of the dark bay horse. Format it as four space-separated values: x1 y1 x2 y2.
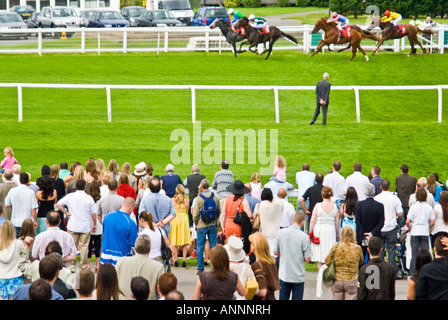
310 18 378 61
209 18 247 59
367 17 434 55
234 17 299 60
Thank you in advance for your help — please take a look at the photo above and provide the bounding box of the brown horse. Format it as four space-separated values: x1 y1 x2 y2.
310 18 378 61
234 17 299 60
367 17 434 55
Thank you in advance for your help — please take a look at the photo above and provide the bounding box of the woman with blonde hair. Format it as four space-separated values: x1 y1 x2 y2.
272 155 287 183
66 165 85 194
250 172 262 201
85 158 100 184
107 159 121 181
325 225 364 300
95 158 106 181
309 186 339 271
170 184 191 268
122 162 137 192
0 221 31 300
249 232 280 300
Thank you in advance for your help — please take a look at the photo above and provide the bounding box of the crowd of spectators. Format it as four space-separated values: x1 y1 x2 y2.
1 151 448 300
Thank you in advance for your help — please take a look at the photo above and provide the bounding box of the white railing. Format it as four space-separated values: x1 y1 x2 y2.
0 24 446 55
2 83 446 123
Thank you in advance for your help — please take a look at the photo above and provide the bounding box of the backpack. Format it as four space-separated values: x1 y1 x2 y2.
199 192 219 222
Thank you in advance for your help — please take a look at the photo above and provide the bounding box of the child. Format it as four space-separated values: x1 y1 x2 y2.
0 147 18 173
250 172 262 201
271 155 287 183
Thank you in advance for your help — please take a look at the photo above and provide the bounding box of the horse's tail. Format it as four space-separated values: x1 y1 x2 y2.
281 32 298 45
360 30 379 42
417 27 434 35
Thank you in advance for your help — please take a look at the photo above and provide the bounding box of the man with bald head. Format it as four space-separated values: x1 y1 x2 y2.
0 169 17 220
278 188 295 228
100 197 138 266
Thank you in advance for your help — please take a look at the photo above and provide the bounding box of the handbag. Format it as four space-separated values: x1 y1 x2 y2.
232 199 244 225
323 243 338 282
158 228 172 262
309 232 320 244
243 262 258 300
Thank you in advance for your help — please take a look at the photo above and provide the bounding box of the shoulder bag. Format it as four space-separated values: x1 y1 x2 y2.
232 198 245 225
323 243 338 282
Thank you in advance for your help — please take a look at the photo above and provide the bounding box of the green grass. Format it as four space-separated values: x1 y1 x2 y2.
0 50 447 190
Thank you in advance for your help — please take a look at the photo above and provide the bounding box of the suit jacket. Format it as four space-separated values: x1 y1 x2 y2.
355 197 385 244
315 79 331 105
115 253 164 300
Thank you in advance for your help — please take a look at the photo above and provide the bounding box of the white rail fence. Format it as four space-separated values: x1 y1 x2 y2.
0 25 447 55
2 83 446 123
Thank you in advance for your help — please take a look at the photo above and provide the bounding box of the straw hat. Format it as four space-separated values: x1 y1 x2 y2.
224 236 246 262
133 162 146 176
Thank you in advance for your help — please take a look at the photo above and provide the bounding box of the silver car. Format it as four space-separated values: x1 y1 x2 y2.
0 12 28 39
38 6 83 28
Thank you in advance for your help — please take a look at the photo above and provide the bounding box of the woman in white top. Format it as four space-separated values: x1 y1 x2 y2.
309 186 339 271
406 188 436 274
431 190 448 240
139 210 171 268
0 221 32 300
253 188 284 257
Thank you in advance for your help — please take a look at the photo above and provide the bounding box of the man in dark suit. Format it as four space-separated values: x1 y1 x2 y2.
310 72 331 125
355 184 385 259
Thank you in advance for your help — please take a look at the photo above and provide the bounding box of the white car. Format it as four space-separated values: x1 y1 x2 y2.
38 6 83 28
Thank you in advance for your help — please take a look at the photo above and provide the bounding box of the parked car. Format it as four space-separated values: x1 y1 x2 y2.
121 5 146 27
25 12 40 28
9 5 35 20
136 10 182 27
78 9 98 27
154 0 193 25
88 10 130 28
0 12 28 39
191 6 228 26
38 6 84 28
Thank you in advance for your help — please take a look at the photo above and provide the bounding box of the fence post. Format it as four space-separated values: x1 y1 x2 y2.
106 86 111 122
81 30 85 54
303 30 309 53
38 30 42 56
191 86 196 123
164 30 169 53
354 87 360 123
205 29 210 53
438 86 443 123
274 87 279 123
97 31 101 55
438 30 445 54
157 31 160 55
17 84 23 122
123 30 128 53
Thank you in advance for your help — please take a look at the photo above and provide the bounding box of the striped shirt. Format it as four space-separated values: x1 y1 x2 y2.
212 169 234 200
32 227 77 261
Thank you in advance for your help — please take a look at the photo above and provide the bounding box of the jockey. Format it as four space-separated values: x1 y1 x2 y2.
248 14 267 29
228 8 244 24
327 12 349 32
381 10 402 27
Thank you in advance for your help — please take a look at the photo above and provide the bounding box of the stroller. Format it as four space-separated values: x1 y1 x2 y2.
395 225 410 279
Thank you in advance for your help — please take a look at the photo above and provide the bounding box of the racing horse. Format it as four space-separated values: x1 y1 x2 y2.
209 18 247 59
367 17 434 55
310 18 378 61
234 17 299 60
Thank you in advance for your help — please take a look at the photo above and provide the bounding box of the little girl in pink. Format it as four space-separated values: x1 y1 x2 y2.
250 172 263 201
272 155 287 183
0 147 18 173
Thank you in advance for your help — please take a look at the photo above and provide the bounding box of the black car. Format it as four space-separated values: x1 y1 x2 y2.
10 5 35 20
25 12 41 28
136 10 181 27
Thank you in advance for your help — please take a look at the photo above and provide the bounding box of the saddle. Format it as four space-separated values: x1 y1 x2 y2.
394 24 406 34
338 26 351 38
257 26 270 36
235 27 245 35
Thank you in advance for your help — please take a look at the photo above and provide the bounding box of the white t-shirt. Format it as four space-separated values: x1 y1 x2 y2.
374 191 403 232
345 171 370 201
323 171 345 201
139 227 165 259
407 201 435 236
